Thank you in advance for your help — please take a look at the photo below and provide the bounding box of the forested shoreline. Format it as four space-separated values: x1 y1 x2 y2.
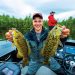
0 15 75 40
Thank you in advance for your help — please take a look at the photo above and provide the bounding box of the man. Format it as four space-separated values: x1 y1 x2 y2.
48 11 57 30
6 13 69 75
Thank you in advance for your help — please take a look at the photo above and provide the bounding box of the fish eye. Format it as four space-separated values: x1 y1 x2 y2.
55 27 57 29
15 38 18 39
16 31 18 33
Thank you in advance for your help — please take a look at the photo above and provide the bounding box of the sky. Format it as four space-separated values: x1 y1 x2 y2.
0 0 75 21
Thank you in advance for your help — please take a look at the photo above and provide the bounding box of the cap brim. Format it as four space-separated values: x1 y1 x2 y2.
50 12 55 14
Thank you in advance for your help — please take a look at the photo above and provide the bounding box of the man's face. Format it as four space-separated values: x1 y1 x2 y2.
33 17 43 31
51 13 54 15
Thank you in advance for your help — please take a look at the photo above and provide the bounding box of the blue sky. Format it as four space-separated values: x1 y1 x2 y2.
0 0 75 21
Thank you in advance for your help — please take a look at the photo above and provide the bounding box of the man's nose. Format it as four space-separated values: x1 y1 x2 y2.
36 22 40 25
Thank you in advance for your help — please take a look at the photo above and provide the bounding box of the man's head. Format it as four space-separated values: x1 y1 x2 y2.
33 13 43 20
32 13 43 32
50 11 55 15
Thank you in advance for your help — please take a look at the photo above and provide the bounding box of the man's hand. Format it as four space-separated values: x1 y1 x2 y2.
60 26 70 38
5 30 13 42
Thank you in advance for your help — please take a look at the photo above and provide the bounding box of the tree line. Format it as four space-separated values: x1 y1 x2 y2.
0 14 75 40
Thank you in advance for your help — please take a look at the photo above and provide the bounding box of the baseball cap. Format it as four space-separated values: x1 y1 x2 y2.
50 11 55 14
33 13 43 19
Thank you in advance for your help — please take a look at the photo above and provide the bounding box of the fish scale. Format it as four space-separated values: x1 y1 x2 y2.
41 24 62 64
12 30 30 67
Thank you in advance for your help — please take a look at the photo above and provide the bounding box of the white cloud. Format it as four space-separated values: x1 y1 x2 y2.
43 10 75 21
55 10 75 21
0 0 38 18
0 0 75 21
25 0 56 5
34 0 56 4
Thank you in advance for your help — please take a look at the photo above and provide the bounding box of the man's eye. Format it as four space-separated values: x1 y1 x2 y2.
34 20 42 23
38 20 41 22
34 20 37 22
